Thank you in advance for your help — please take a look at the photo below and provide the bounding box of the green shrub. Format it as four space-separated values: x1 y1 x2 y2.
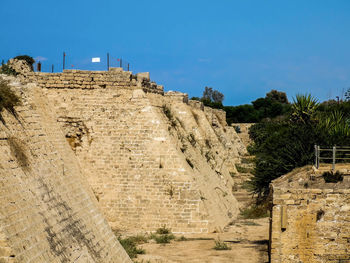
177 235 188 241
248 121 320 200
126 234 149 244
0 79 21 114
322 171 343 183
152 226 175 244
213 240 231 250
240 205 269 219
0 64 18 76
117 236 145 258
235 164 252 174
229 172 236 178
156 226 171 235
14 55 35 71
154 234 175 244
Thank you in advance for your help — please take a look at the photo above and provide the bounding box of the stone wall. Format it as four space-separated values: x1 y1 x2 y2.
22 69 243 234
0 77 131 263
270 167 350 263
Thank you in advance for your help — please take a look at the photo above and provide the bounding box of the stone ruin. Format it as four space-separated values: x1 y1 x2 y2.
270 165 350 263
0 59 248 262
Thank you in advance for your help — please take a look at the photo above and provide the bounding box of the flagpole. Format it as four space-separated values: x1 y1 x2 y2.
107 53 110 71
63 52 66 71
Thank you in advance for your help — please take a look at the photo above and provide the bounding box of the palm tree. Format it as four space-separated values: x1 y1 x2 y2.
319 110 350 141
291 94 319 124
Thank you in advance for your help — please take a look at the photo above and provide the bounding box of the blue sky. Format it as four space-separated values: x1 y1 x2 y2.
1 0 349 105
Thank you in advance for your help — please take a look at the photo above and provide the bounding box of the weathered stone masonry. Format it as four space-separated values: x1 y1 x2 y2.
0 81 131 263
23 68 242 234
270 167 350 263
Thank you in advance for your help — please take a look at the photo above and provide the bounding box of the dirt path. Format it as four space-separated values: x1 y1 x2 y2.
135 218 269 263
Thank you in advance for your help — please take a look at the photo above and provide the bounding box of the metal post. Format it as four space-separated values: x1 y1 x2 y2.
37 62 42 72
127 63 129 71
317 145 320 169
52 64 54 73
314 145 317 168
332 146 336 171
120 59 122 68
63 52 66 71
107 53 110 71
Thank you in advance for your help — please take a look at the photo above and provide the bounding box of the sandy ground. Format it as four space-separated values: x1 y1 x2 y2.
135 217 269 263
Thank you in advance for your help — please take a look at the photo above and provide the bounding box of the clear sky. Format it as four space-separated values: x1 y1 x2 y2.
1 0 349 105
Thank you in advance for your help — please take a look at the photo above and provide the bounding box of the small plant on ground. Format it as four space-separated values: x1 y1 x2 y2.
151 226 175 244
213 239 231 250
156 226 171 235
154 233 175 244
177 235 188 241
117 236 145 258
322 170 343 183
113 231 147 259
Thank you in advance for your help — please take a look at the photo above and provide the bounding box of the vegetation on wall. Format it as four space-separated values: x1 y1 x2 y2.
14 55 35 71
0 78 21 115
0 64 18 76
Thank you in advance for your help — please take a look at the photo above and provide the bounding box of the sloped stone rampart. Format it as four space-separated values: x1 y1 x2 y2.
23 69 242 234
0 79 131 263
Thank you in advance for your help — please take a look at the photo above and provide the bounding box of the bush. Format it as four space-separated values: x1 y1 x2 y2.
0 64 18 76
0 79 21 114
213 240 231 250
235 164 253 174
152 226 175 244
177 235 188 241
14 55 35 71
154 234 175 244
248 121 320 199
156 226 171 235
240 205 269 219
322 171 344 183
118 237 145 258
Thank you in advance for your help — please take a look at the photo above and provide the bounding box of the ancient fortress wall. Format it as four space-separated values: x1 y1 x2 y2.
0 78 131 263
270 169 350 263
23 68 242 234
